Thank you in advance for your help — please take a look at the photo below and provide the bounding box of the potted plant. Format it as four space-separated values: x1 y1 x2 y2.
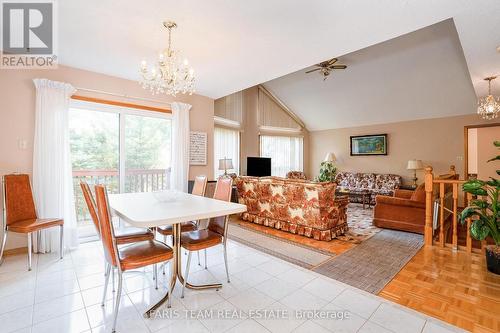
318 160 337 182
461 141 500 274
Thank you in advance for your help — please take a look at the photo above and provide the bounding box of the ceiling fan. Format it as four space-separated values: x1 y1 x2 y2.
305 58 347 80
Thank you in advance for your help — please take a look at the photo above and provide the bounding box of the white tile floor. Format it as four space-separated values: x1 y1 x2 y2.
0 239 466 333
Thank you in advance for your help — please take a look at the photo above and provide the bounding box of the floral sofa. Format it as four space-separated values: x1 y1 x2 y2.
335 172 402 205
235 176 348 241
286 171 307 180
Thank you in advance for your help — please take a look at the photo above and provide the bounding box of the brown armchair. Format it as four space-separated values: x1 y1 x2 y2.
373 186 426 234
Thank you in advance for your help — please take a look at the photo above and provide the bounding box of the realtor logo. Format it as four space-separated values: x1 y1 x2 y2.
1 0 57 68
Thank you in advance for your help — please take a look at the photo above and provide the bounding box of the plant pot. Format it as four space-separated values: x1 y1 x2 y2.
485 245 500 275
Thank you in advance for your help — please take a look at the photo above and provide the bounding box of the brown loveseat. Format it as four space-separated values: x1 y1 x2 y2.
335 172 402 205
235 176 348 241
373 166 458 234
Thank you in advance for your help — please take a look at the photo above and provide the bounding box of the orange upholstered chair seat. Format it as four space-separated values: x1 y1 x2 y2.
7 218 63 233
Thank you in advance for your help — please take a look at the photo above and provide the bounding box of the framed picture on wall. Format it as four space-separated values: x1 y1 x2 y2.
350 134 387 156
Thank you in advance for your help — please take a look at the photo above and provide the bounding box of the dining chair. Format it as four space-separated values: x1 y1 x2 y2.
156 175 207 238
0 174 64 271
80 182 157 289
180 176 233 298
156 175 208 267
94 184 174 333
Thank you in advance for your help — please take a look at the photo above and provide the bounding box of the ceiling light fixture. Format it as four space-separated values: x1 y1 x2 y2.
140 21 195 96
477 76 499 120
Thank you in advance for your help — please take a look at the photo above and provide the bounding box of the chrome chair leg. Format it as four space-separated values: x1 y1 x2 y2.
181 251 192 298
0 230 8 264
223 243 230 283
154 264 158 290
111 270 123 333
59 225 64 259
167 260 173 308
27 232 32 271
112 267 115 292
163 235 167 275
102 263 111 306
204 249 207 269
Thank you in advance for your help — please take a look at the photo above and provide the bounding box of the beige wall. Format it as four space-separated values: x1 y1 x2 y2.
0 65 214 250
309 114 491 185
477 126 500 180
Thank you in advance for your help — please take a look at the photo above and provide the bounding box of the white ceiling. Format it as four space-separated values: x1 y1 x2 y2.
264 19 478 130
58 0 499 100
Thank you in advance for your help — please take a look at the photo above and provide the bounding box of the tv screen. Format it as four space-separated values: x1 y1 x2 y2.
247 157 271 177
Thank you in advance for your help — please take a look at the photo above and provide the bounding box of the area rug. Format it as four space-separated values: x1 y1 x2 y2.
313 229 424 294
336 203 382 244
227 223 333 269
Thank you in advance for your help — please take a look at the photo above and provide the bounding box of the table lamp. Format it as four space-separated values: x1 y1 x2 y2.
407 159 424 188
324 152 336 162
218 158 234 176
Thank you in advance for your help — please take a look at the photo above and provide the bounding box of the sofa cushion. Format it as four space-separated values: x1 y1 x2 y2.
410 183 426 202
354 173 376 190
374 174 402 191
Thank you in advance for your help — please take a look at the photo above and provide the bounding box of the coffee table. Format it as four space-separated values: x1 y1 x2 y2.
336 189 372 209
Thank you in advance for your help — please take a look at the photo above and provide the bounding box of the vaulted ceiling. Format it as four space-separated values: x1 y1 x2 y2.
58 0 499 102
264 19 479 130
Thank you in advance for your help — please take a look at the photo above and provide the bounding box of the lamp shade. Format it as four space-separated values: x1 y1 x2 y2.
324 152 336 162
407 159 424 170
218 158 234 171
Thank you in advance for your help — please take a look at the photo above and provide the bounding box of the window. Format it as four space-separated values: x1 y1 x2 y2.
214 127 240 177
260 135 303 177
69 100 171 238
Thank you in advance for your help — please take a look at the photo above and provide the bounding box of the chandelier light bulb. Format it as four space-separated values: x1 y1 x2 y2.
183 59 189 66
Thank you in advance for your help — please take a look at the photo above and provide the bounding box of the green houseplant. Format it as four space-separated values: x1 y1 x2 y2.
461 141 500 274
318 160 337 182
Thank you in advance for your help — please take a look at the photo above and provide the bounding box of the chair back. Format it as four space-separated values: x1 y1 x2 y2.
192 175 208 196
208 177 233 237
213 177 233 202
94 185 118 267
80 182 100 236
3 174 37 226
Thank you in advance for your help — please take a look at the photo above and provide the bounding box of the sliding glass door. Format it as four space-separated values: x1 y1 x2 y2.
69 101 171 238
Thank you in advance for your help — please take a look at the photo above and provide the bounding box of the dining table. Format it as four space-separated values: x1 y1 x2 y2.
109 190 247 317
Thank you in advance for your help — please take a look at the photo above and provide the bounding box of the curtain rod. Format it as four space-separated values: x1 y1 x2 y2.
74 87 171 106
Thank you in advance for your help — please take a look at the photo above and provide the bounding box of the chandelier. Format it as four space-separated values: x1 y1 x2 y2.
140 21 195 96
477 76 499 120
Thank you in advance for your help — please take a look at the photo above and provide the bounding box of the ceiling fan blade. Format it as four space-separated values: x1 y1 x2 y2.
327 58 338 65
331 65 347 69
305 68 321 74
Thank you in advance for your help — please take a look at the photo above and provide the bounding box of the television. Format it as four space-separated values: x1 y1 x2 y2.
247 157 271 177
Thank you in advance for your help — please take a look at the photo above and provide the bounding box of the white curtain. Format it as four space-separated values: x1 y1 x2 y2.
32 79 78 253
214 126 240 177
260 135 303 177
170 102 191 192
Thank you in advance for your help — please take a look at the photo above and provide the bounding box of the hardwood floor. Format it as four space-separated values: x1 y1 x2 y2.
379 246 500 333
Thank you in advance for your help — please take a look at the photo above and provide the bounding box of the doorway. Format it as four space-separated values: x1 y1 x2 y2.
464 123 500 180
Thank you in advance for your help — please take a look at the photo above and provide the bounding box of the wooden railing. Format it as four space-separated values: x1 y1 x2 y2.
424 165 483 253
72 168 171 225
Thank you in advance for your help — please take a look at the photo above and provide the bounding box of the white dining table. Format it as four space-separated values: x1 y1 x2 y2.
108 190 247 317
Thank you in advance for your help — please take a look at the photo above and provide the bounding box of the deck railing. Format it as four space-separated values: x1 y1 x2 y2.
424 165 484 253
72 168 171 225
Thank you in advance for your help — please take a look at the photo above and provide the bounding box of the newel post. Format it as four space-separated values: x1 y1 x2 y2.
424 166 434 246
